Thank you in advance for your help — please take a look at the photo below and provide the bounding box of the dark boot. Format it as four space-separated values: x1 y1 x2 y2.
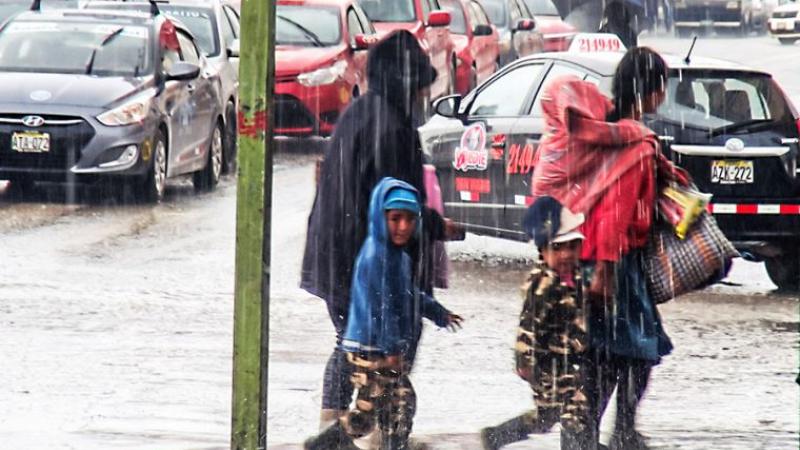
608 430 650 450
479 415 533 450
303 422 358 450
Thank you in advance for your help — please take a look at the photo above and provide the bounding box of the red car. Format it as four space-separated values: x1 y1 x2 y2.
357 0 455 100
274 0 377 137
440 0 501 95
522 0 575 51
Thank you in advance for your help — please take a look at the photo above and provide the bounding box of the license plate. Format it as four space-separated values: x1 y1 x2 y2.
711 160 753 184
777 21 788 30
11 131 50 153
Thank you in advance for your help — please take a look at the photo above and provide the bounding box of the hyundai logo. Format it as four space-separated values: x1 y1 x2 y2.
725 138 745 152
22 116 45 128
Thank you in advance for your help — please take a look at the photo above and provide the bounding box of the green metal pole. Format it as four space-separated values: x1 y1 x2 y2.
231 0 274 448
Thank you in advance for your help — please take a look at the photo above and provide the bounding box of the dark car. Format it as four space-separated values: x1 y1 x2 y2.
0 8 224 202
419 45 800 290
84 0 241 173
479 0 542 66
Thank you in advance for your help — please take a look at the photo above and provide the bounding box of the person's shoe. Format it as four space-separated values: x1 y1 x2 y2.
479 415 531 450
608 430 650 450
303 422 358 450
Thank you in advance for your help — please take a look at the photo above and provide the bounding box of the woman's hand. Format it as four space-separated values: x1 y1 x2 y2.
443 218 466 241
445 313 464 332
589 261 615 304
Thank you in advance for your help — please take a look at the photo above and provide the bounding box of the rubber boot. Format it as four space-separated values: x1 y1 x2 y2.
479 415 532 450
303 421 358 450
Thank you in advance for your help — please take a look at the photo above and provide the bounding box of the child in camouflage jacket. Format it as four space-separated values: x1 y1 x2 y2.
481 196 595 450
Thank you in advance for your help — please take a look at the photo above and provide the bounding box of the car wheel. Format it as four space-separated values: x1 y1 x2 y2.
779 37 797 45
222 101 237 175
765 251 800 291
449 57 458 95
6 179 36 200
139 130 167 203
194 121 223 193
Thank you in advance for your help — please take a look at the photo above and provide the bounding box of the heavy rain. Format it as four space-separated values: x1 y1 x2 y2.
0 0 797 449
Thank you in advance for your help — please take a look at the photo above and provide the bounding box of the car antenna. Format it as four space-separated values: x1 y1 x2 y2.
30 0 41 11
149 0 161 15
684 36 698 65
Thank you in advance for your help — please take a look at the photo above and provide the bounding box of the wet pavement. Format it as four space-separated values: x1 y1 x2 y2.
1 35 799 450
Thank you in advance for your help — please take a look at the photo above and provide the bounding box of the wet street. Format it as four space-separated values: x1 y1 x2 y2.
1 35 799 449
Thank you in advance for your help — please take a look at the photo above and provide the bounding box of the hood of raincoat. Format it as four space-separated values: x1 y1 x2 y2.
530 75 658 214
342 177 423 356
367 30 437 116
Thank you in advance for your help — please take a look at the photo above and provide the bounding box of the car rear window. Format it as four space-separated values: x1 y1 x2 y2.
357 0 416 22
657 70 795 133
481 0 507 27
0 20 151 76
277 5 341 46
440 0 467 34
522 0 558 16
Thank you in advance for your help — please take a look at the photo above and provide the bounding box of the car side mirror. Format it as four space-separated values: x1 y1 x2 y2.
428 10 451 27
227 39 240 58
352 34 378 51
516 18 535 31
166 61 201 81
433 94 463 119
473 24 493 36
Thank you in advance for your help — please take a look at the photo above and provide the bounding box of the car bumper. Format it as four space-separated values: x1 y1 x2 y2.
0 107 158 183
768 18 800 35
710 200 800 242
273 78 352 137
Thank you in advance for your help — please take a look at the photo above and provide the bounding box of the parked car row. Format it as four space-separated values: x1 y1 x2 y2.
273 0 576 136
0 0 241 202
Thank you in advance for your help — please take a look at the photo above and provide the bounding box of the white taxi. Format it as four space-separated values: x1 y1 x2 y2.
767 0 800 44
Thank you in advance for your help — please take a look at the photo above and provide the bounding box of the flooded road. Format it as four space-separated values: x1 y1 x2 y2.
1 35 799 449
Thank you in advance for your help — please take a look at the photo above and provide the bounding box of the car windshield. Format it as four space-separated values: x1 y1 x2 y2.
480 0 507 27
87 4 220 56
440 0 468 33
357 0 416 22
656 71 793 132
523 0 558 15
0 20 150 76
276 5 341 46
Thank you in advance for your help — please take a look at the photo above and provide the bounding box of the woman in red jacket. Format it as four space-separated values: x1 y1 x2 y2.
531 47 686 450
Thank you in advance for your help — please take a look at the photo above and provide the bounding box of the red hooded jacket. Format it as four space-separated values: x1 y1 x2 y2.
531 76 684 262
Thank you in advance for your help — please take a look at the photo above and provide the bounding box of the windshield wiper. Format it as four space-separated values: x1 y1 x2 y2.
277 15 324 47
707 119 773 137
85 27 125 75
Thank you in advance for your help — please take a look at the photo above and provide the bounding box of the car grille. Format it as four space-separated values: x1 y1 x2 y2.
273 95 315 131
773 10 797 19
676 6 742 22
0 114 94 170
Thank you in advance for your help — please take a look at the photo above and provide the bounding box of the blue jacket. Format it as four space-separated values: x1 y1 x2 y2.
342 178 450 357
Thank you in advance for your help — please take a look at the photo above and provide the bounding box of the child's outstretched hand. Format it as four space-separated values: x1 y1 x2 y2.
445 313 464 332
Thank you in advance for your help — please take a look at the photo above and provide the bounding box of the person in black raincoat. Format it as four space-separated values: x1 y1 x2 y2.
300 29 461 433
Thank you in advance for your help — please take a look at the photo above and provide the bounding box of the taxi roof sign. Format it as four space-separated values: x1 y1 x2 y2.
568 33 626 53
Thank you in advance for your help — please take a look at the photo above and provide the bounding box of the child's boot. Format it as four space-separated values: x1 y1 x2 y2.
303 421 358 450
479 415 532 450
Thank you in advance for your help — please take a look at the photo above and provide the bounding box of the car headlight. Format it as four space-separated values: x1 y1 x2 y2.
297 60 348 87
97 95 153 126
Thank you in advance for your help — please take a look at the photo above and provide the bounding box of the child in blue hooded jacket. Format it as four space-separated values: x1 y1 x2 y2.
305 177 463 450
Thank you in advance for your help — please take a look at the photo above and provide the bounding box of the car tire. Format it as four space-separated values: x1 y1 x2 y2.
779 37 797 45
139 129 167 203
765 251 800 291
6 179 36 200
222 101 237 175
194 121 223 193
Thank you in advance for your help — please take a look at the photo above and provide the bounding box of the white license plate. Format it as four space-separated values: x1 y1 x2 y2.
711 160 753 184
777 21 788 30
11 131 50 153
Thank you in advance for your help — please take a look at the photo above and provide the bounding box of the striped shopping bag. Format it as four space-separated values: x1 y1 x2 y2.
644 211 739 304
